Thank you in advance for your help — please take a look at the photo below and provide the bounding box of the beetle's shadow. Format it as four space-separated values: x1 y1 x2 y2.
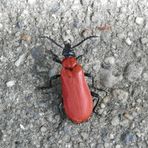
33 67 66 120
31 46 66 121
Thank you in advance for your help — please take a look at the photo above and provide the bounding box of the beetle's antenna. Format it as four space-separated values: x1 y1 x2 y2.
71 36 99 49
39 36 64 49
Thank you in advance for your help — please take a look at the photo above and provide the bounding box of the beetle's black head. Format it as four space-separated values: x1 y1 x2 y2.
62 42 76 57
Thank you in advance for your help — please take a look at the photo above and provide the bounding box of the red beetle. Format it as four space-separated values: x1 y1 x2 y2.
40 36 102 123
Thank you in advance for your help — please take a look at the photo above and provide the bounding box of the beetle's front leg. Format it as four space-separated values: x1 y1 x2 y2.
84 73 95 87
91 91 100 113
48 50 62 64
76 54 83 60
36 74 60 90
53 56 62 64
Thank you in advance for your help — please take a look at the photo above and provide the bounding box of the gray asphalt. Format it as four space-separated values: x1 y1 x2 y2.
0 0 148 148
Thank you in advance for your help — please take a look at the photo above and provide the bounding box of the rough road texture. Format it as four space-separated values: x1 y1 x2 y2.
0 0 148 148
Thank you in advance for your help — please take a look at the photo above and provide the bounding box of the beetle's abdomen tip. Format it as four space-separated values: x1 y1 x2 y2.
70 115 92 124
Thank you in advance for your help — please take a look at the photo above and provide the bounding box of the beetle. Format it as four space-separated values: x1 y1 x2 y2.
39 35 104 123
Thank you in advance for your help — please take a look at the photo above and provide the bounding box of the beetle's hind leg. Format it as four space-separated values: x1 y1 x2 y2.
91 88 109 114
55 98 66 131
42 44 62 64
91 91 100 113
58 101 66 120
84 73 95 87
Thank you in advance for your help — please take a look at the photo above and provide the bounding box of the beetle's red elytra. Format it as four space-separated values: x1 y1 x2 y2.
61 57 93 123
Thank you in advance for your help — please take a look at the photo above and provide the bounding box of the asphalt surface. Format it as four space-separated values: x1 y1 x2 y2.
0 0 148 148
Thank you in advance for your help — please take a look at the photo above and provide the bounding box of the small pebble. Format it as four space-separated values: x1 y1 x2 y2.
100 103 106 109
20 33 32 42
100 68 123 88
40 126 47 133
98 109 104 114
103 110 107 115
31 46 45 61
120 119 129 127
63 35 74 44
125 62 144 82
136 99 141 103
110 134 114 140
97 24 111 32
103 95 110 103
112 89 128 103
111 116 120 126
104 56 115 66
135 107 141 112
121 131 137 144
0 23 3 29
65 143 72 148
104 143 110 148
6 80 16 87
116 145 121 148
20 124 25 130
0 56 7 62
112 44 117 49
117 33 125 39
143 72 148 81
136 131 143 138
135 17 144 25
15 53 27 67
80 28 92 38
50 1 60 13
120 7 127 13
79 142 85 148
116 0 121 7
123 112 133 120
125 38 132 45
141 38 148 44
62 134 70 142
81 132 88 140
27 0 36 5
127 32 133 37
131 122 135 129
134 51 142 58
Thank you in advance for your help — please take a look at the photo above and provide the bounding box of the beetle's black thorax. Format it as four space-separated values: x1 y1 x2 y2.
62 43 75 57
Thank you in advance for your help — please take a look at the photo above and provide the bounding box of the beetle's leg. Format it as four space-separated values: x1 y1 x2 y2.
85 73 108 95
36 74 60 90
91 91 99 98
94 87 108 96
76 54 83 60
55 98 65 131
53 57 62 64
84 73 95 87
48 50 62 64
58 101 66 120
49 74 60 88
91 91 100 113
